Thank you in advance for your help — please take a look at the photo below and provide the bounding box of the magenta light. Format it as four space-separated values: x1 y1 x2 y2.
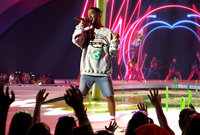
111 0 126 30
109 0 115 29
81 0 89 17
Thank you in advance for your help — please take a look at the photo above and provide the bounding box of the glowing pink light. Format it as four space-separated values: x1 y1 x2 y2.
117 75 121 80
111 0 126 30
93 0 96 7
81 0 89 17
125 5 151 67
137 0 141 18
113 18 123 39
192 4 200 40
123 0 142 37
118 23 136 65
123 0 129 34
139 53 147 79
109 0 115 29
113 18 122 33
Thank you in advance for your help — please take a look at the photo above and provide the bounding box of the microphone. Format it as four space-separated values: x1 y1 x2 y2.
74 17 92 23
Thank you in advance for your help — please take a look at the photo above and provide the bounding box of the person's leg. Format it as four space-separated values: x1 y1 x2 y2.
154 69 161 80
133 70 138 80
187 70 195 81
146 68 153 80
79 74 94 96
196 70 200 80
175 71 182 80
106 96 116 118
129 69 135 80
77 74 94 117
126 72 130 81
95 76 115 119
165 69 172 81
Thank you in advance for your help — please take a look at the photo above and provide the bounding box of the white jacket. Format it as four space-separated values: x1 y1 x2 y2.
72 23 119 76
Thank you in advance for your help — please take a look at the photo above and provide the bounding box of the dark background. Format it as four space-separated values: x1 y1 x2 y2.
0 0 200 79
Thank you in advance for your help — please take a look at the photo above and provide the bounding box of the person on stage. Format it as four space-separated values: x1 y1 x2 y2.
126 57 138 81
72 7 120 120
130 32 144 58
145 57 161 81
187 60 200 81
165 58 182 81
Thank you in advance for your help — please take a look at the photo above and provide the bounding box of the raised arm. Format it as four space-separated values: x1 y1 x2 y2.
148 89 174 135
189 103 196 111
137 102 148 116
64 85 93 134
105 120 118 134
0 85 15 135
32 89 49 124
72 21 88 48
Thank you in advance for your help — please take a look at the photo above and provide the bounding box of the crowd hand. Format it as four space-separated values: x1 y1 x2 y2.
105 120 118 133
64 85 84 110
113 33 120 41
36 89 49 105
137 103 148 115
148 88 175 135
32 89 49 124
189 103 196 111
0 85 15 110
147 88 161 107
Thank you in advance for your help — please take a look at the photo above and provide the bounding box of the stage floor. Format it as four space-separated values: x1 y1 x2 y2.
4 80 200 135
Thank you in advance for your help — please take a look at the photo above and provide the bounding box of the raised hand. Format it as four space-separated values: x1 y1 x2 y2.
64 85 93 133
137 103 148 115
36 89 49 105
0 86 15 110
189 103 196 110
64 85 84 110
147 88 161 107
147 88 175 135
0 85 15 135
105 120 118 133
33 89 49 124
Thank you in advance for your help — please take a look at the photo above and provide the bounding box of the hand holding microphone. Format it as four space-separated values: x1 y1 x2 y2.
74 17 92 24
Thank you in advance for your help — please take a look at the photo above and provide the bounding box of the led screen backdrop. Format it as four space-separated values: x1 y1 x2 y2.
0 0 200 79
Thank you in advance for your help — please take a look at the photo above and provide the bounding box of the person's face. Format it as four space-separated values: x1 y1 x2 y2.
88 9 100 24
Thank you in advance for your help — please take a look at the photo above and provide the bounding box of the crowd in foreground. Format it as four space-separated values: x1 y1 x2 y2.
0 83 199 135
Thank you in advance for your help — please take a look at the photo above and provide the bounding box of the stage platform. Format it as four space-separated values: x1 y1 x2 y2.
4 80 200 135
6 79 200 91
